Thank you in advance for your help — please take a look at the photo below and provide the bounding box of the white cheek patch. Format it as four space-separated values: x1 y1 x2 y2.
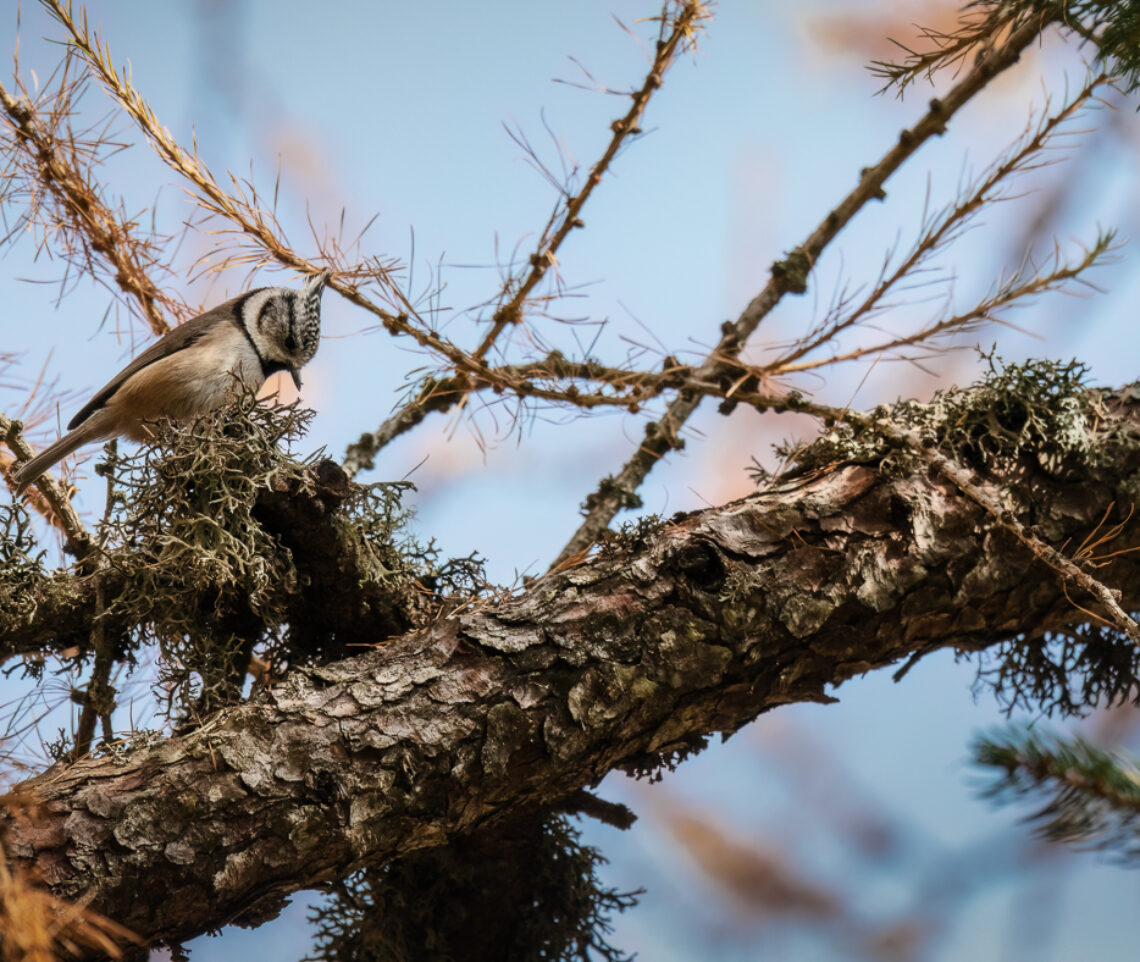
242 289 278 334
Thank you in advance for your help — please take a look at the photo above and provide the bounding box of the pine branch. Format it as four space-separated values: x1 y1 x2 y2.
0 68 179 336
974 726 1140 858
874 1 1140 96
870 2 1032 94
1057 0 1140 91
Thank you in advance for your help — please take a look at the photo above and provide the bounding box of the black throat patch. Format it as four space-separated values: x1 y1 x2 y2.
234 288 273 378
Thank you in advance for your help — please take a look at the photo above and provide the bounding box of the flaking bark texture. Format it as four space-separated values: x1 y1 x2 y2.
8 395 1140 948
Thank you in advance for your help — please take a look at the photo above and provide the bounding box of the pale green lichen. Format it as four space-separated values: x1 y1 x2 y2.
99 392 316 714
1 387 480 727
0 502 47 633
779 595 836 638
778 353 1109 478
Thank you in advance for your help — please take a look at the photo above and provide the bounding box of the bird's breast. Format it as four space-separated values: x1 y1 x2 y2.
104 335 264 439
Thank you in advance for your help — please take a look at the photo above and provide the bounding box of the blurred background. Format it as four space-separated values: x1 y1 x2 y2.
2 1 1139 959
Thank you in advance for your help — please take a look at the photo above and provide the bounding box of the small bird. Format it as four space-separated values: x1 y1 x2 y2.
14 270 331 488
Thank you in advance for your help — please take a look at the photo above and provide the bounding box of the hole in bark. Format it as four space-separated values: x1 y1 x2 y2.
672 540 727 591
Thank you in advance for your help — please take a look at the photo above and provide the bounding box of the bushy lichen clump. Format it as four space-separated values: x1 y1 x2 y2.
891 355 1105 472
595 514 665 560
94 392 323 711
0 502 48 637
1 388 451 723
766 355 1140 721
103 394 310 678
779 355 1108 478
305 812 639 962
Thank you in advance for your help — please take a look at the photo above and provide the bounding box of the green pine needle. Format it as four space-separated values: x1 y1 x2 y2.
974 725 1140 859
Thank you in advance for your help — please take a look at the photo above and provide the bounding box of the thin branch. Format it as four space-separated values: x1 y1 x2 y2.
765 73 1112 377
342 194 1111 429
0 414 91 558
773 228 1118 377
473 1 709 358
343 1 710 475
70 574 114 761
551 10 1058 568
348 52 1106 476
348 209 1109 436
71 455 120 761
343 352 669 476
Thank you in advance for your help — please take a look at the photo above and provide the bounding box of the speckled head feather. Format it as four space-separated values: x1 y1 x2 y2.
297 269 331 365
237 270 332 390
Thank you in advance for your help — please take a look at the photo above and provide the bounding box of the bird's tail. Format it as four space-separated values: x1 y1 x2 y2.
13 419 105 491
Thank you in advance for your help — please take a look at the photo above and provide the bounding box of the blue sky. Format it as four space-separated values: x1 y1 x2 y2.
2 2 1140 959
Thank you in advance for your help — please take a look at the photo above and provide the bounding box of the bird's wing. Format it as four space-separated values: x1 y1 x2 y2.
67 294 252 430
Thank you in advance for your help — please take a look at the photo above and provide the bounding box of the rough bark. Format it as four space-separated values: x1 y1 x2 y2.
7 392 1140 949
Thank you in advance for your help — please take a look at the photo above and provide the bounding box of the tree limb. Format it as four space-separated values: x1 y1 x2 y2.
8 384 1140 949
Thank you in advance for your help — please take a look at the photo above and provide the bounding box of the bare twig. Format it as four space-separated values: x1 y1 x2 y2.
551 10 1058 568
41 0 308 278
71 454 120 760
70 575 115 761
473 2 708 358
43 3 435 332
0 415 91 558
773 228 1118 377
343 1 710 475
765 73 1113 377
347 206 1110 443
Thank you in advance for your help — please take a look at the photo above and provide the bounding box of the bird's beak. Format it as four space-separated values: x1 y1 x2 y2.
291 368 303 391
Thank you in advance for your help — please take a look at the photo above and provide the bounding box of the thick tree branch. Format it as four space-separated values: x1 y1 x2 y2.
8 383 1140 949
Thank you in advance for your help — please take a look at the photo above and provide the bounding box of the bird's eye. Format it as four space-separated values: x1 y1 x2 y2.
284 334 297 353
